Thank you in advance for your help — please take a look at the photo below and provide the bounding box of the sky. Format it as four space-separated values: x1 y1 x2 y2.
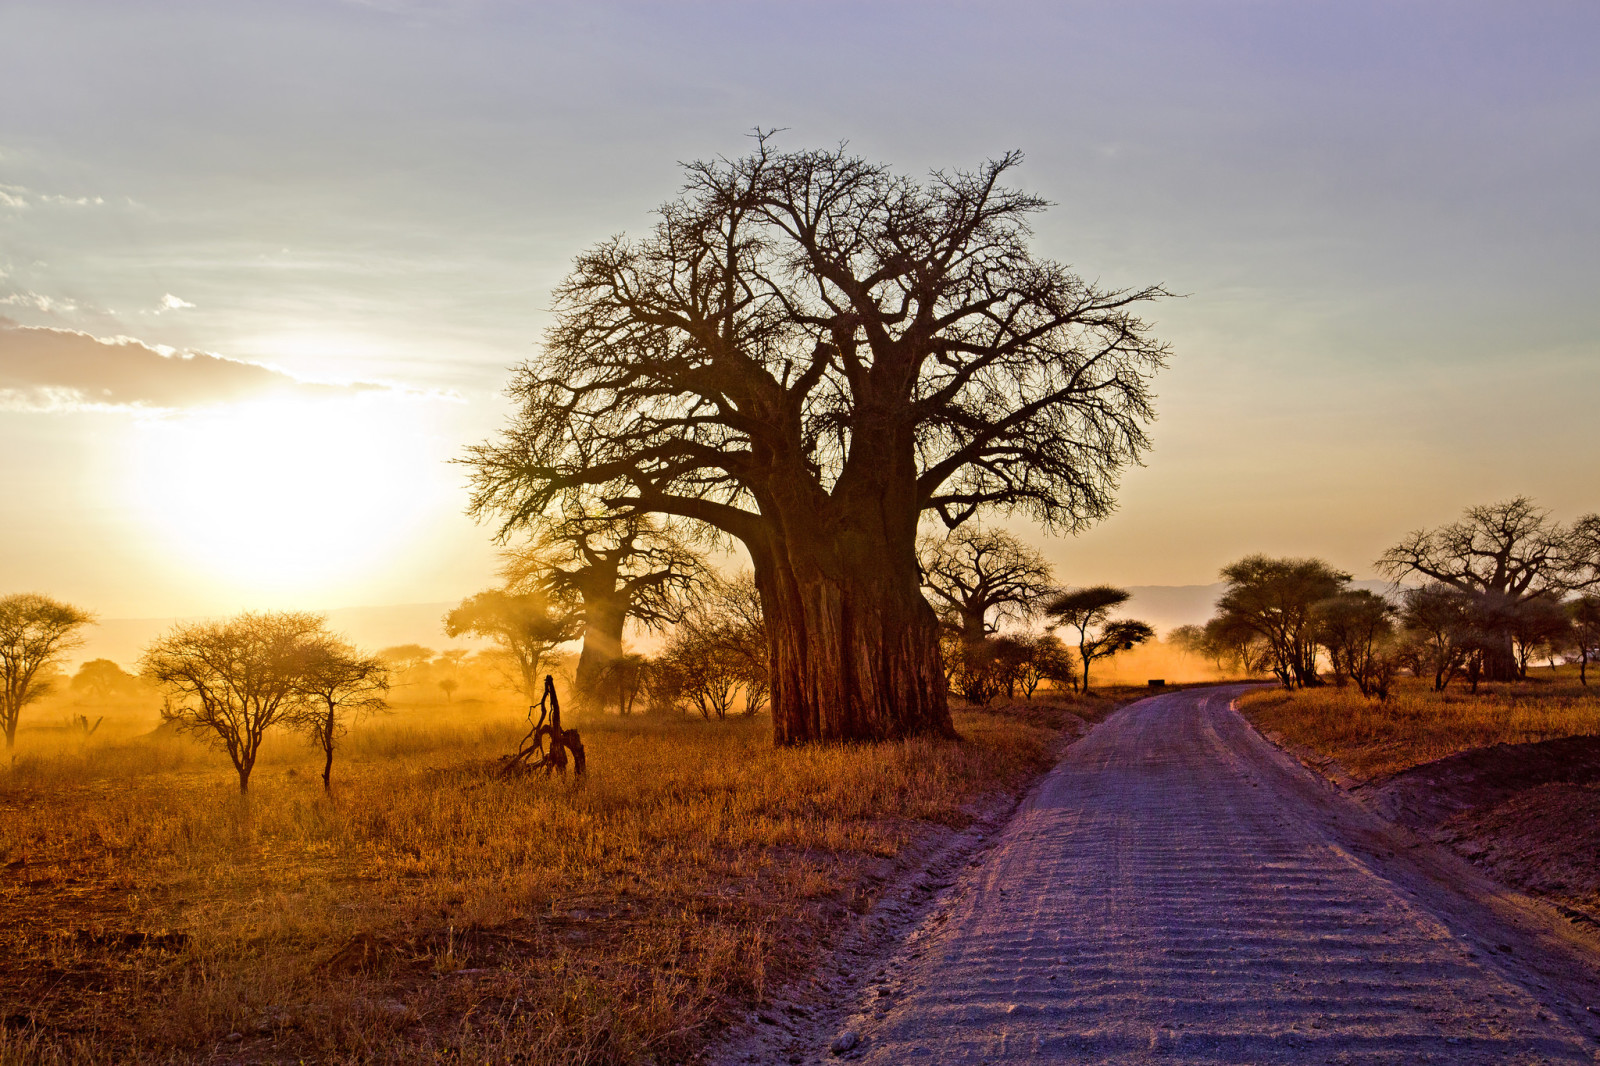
1 0 1597 623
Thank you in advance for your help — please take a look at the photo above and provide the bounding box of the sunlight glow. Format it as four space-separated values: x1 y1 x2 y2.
122 394 443 601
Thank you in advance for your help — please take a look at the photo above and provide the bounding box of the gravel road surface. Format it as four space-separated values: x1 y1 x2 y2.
838 685 1600 1064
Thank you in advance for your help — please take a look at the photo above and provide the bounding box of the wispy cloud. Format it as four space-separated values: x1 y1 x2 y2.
0 182 104 210
157 293 195 311
0 318 383 411
0 291 79 314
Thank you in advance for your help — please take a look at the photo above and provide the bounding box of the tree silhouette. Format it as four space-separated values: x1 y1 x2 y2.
1568 595 1600 686
443 589 580 703
1211 557 1350 689
141 611 326 793
919 527 1056 645
499 511 704 701
0 594 95 749
295 640 389 791
1311 589 1395 696
1045 586 1153 691
465 137 1168 744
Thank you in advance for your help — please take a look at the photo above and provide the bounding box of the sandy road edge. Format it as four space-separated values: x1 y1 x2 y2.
700 712 1110 1065
1228 693 1600 1045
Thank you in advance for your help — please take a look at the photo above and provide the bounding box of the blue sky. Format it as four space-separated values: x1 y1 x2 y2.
2 0 1596 617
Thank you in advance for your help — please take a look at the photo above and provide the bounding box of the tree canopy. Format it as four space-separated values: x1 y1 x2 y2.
0 593 95 748
1211 556 1351 689
1045 585 1151 691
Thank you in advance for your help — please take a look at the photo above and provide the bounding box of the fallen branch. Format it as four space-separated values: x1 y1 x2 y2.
498 674 586 778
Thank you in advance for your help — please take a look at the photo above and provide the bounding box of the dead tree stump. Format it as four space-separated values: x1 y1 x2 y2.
498 675 586 778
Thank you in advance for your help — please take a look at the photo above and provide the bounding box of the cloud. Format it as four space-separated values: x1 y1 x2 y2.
158 293 195 310
0 291 79 314
0 318 380 411
0 182 104 210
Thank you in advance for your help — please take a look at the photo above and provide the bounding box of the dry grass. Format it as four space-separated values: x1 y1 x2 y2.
1237 670 1600 782
0 682 1135 1064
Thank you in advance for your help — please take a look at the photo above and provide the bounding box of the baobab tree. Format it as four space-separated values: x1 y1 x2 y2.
1377 497 1600 681
919 527 1057 645
465 137 1169 744
499 511 704 700
0 593 95 748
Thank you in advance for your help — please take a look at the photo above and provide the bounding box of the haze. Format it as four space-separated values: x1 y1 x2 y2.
3 0 1596 624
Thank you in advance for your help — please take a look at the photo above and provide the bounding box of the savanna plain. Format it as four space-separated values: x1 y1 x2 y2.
0 665 1151 1065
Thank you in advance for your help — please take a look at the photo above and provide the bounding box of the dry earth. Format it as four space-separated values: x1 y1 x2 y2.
715 685 1600 1065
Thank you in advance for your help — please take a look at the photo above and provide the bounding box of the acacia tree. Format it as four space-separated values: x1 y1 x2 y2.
0 594 95 749
1568 595 1600 686
1015 633 1075 698
465 138 1168 744
1377 498 1600 681
1211 556 1350 689
443 589 580 703
140 611 326 793
919 527 1056 645
1045 586 1153 692
1311 589 1395 696
500 511 705 699
295 640 389 791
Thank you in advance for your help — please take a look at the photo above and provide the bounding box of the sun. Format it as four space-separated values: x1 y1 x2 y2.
122 393 441 601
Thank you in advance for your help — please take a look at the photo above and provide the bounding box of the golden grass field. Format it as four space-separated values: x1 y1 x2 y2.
0 680 1145 1065
1236 671 1600 782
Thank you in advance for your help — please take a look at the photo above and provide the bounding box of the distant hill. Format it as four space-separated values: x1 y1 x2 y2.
76 602 487 669
1125 579 1391 636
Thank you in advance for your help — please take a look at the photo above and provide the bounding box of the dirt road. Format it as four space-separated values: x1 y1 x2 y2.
834 686 1600 1064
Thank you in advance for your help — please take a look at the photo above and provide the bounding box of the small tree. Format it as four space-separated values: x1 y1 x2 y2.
659 625 743 720
594 653 647 716
444 589 580 703
1017 634 1077 697
1312 590 1395 696
1397 584 1479 691
295 640 389 791
944 635 1006 705
377 644 435 673
1045 586 1154 692
0 593 95 749
71 658 143 702
141 611 326 793
1506 596 1573 677
1568 595 1600 685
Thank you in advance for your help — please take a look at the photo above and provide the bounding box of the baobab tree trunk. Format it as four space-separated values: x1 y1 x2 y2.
1483 633 1519 683
753 509 954 745
574 596 627 697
